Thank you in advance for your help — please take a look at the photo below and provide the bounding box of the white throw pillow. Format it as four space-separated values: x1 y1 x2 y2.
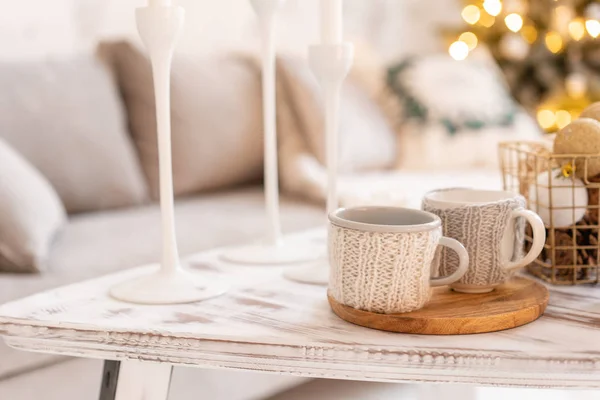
386 54 542 169
0 139 66 273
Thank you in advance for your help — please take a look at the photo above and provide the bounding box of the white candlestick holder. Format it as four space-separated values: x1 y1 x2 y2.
221 0 321 265
110 2 228 304
284 43 354 285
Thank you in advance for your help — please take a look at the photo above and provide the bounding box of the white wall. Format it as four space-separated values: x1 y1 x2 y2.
0 0 460 61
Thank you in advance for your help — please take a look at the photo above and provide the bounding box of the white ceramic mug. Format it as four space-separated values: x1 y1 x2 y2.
422 188 546 293
328 207 469 314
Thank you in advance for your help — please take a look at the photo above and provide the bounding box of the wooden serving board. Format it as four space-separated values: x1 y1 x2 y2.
328 277 549 335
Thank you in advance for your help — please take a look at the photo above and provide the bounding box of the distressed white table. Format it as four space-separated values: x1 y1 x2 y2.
0 229 599 400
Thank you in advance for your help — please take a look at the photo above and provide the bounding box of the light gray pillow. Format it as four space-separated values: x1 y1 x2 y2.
277 56 397 173
0 53 149 213
0 139 66 273
99 41 264 199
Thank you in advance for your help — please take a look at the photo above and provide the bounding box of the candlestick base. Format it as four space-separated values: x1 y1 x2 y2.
221 242 321 265
110 266 228 305
284 260 329 285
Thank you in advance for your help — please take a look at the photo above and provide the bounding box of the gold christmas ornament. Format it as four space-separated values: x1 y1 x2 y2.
553 118 600 179
580 102 600 122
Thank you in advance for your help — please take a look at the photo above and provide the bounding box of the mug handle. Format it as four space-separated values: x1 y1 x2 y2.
504 208 546 271
430 237 470 287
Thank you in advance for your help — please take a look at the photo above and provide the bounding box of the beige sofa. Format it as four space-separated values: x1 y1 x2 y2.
0 188 323 399
0 45 328 399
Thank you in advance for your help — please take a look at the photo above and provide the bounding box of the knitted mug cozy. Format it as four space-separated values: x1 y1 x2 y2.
422 195 526 287
328 224 441 314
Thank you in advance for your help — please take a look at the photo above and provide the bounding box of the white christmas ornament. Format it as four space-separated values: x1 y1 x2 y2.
529 170 588 227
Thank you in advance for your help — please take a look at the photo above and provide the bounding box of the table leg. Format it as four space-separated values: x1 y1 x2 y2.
99 360 173 400
417 384 476 400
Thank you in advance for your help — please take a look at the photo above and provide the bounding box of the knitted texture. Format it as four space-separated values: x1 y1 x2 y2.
422 196 526 287
328 224 441 314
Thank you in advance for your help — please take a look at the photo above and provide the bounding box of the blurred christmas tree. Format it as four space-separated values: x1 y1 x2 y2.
447 0 600 132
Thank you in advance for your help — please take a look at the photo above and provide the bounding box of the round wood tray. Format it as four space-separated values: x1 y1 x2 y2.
328 277 549 335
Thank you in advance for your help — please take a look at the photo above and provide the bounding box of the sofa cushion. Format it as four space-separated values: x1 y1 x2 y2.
0 138 66 273
0 53 149 213
100 41 264 199
0 187 323 378
278 56 396 173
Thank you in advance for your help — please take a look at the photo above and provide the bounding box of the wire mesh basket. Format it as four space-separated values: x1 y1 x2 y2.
499 141 600 285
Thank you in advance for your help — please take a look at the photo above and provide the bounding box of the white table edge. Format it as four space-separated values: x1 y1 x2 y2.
1 323 599 389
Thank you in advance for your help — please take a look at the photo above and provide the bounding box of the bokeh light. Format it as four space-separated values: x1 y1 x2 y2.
545 31 563 53
555 110 572 129
505 13 524 32
568 18 586 41
483 0 502 17
537 109 556 130
462 5 481 25
586 19 600 38
459 32 478 50
449 41 470 60
479 12 496 27
521 25 538 43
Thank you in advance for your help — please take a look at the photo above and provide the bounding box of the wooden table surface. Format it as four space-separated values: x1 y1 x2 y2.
0 230 599 389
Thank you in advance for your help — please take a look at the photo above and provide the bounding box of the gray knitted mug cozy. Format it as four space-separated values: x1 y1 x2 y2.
422 194 526 287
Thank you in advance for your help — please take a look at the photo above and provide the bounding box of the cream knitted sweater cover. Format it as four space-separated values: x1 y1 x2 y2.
328 224 441 314
422 196 525 286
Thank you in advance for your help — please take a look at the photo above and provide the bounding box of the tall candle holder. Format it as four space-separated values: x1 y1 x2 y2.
221 0 320 265
110 0 228 304
284 44 354 285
